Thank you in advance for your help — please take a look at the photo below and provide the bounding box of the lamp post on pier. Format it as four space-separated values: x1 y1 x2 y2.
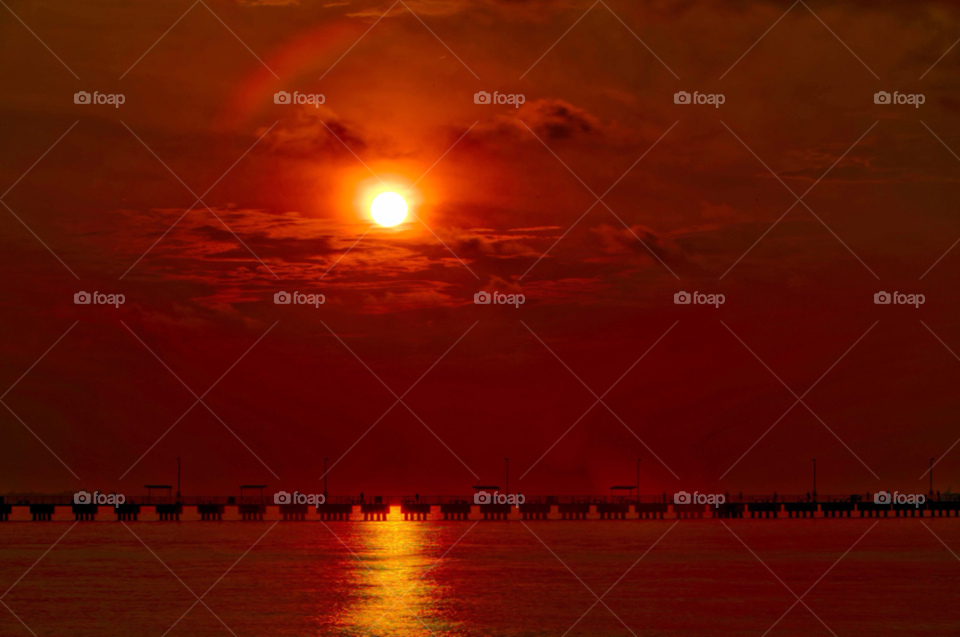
636 458 641 501
812 458 817 500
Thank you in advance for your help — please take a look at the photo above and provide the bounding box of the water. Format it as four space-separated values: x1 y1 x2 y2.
0 519 957 636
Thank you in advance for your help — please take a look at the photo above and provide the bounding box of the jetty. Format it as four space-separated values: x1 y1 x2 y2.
1 494 957 522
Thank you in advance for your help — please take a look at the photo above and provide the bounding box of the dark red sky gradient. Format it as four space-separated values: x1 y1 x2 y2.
2 0 960 497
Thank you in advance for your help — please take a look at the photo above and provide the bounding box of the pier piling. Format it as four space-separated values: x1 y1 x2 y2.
239 504 265 521
520 503 551 520
440 503 471 520
361 504 390 521
401 504 431 521
156 504 181 521
198 504 224 521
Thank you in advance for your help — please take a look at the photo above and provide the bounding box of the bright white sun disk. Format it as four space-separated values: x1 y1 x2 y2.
371 192 408 227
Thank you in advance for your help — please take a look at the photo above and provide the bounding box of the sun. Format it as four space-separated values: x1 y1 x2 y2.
370 192 408 227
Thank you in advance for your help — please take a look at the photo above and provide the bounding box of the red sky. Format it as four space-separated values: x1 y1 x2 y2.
1 0 959 498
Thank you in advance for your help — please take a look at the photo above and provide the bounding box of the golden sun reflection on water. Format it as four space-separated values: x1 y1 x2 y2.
336 508 457 636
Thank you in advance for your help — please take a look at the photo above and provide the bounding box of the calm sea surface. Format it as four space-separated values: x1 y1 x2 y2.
0 519 957 636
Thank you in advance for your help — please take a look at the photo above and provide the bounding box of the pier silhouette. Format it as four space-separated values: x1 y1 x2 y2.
1 493 956 522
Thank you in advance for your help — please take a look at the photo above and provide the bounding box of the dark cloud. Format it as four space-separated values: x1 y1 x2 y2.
472 98 620 147
261 110 370 158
